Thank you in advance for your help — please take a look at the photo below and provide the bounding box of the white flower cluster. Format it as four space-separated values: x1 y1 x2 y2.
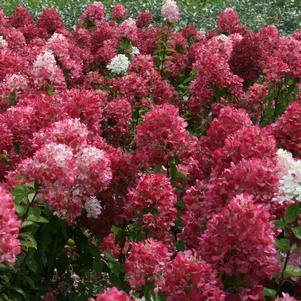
275 148 301 203
107 54 129 74
0 35 8 47
131 46 140 56
84 196 102 219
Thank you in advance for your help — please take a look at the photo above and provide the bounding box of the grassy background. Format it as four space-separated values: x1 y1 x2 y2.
0 0 300 34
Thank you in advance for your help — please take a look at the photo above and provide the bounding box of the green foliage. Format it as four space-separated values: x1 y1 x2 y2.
0 182 115 300
0 0 300 35
261 75 299 127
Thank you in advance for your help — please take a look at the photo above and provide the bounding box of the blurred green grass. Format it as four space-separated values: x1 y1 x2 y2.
0 0 300 34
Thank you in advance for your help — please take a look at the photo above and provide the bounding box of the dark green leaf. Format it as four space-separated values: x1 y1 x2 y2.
284 204 300 224
263 288 277 297
275 238 290 252
292 224 301 240
272 219 285 229
20 233 37 250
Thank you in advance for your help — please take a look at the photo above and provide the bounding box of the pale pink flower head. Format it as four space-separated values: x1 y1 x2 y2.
1 74 28 95
161 0 180 23
275 293 299 301
76 146 112 193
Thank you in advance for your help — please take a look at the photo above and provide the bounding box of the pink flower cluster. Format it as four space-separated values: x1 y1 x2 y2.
89 287 134 301
0 185 21 264
1 2 301 299
125 238 171 290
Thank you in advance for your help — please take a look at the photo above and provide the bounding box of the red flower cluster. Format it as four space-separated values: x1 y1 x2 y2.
199 194 279 295
1 3 301 299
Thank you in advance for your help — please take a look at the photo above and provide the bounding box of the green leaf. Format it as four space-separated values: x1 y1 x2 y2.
27 192 36 202
27 215 49 223
275 238 290 252
284 265 301 278
263 288 277 297
273 219 285 229
93 259 104 276
14 204 26 216
284 204 300 224
20 233 37 250
292 224 301 240
21 221 35 229
25 253 38 273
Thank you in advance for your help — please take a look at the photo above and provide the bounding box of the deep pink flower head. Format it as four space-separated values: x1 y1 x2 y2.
125 238 170 290
181 180 209 248
112 4 127 20
63 89 107 133
272 102 301 158
217 8 246 34
199 194 279 285
206 158 279 212
0 122 13 155
204 106 252 151
0 185 21 264
80 2 105 26
89 287 133 301
125 173 177 241
8 6 34 29
240 82 269 122
136 12 153 28
189 41 244 114
265 37 301 82
135 104 196 166
161 251 225 301
229 32 262 83
37 8 66 35
102 98 132 146
211 125 276 175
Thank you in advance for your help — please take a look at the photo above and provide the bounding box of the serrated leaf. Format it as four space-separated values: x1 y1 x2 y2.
292 224 301 240
284 265 301 278
284 204 300 224
275 238 290 252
